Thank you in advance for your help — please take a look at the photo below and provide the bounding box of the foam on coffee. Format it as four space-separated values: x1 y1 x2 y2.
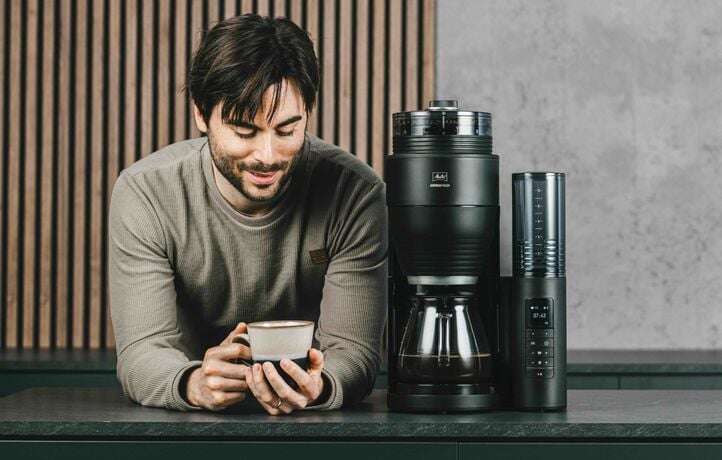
251 320 311 329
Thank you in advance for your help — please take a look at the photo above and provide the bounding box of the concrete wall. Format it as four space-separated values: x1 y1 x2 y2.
437 0 722 349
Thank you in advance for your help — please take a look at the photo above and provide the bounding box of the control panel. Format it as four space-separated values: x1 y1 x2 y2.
532 178 546 260
525 297 554 379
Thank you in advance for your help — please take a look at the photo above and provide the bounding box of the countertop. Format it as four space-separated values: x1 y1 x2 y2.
567 350 722 374
2 387 722 440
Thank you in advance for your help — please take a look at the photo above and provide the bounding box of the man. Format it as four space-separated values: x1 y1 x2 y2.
109 14 387 415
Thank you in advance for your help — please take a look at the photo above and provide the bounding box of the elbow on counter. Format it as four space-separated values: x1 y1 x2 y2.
114 346 201 411
326 345 383 409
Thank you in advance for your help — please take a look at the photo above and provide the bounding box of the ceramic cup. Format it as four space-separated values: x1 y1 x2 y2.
232 320 314 388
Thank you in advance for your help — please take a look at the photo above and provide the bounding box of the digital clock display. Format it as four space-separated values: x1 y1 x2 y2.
526 298 554 329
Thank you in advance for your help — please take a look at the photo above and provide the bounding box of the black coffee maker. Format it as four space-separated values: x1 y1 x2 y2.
385 100 501 411
385 100 566 412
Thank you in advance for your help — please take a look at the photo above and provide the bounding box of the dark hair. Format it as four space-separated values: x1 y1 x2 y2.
188 14 319 126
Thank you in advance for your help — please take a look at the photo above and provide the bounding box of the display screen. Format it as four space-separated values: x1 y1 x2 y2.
526 298 554 329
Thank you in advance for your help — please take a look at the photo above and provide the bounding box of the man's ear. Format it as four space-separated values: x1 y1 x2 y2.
193 103 209 134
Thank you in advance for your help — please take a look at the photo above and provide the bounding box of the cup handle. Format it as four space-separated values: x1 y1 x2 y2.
233 333 250 347
231 333 253 366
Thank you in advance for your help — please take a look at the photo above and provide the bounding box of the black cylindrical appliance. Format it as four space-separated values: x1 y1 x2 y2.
510 172 567 410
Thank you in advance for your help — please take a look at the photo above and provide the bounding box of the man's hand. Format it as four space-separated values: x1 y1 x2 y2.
244 348 326 415
185 322 252 411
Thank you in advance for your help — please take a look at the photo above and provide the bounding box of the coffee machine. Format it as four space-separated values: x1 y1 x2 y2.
385 100 566 412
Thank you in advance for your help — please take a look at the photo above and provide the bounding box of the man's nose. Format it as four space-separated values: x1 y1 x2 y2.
253 132 274 163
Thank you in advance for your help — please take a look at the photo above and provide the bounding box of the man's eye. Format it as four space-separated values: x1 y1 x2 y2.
236 131 256 139
277 130 294 137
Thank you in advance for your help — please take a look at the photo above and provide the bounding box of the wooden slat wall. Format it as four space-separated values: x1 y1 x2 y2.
0 0 436 350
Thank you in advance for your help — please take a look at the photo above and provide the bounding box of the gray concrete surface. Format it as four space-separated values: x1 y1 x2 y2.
437 0 722 349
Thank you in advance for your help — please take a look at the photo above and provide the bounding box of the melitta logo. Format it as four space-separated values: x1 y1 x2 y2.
430 171 451 188
431 171 448 182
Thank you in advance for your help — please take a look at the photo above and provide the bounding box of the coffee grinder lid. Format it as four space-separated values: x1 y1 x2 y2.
392 100 492 154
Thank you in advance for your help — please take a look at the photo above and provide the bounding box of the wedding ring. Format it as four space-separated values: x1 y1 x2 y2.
272 397 283 409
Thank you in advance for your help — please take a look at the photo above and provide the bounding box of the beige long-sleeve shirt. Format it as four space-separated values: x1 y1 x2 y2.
108 134 388 411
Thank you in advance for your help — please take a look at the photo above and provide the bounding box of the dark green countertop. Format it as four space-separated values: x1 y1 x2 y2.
0 349 117 371
2 349 722 374
568 350 722 374
2 387 722 440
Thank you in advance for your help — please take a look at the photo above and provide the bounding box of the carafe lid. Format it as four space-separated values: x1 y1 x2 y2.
421 296 442 308
449 296 471 305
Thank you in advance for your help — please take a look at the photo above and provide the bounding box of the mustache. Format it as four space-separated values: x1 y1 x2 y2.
236 161 289 173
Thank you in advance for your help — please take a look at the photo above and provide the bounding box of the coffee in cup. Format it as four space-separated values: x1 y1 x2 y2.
232 320 314 388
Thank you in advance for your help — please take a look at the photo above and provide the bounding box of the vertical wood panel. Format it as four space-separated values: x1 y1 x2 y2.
140 0 153 157
387 0 402 157
224 0 236 19
289 0 302 23
256 0 270 17
0 0 436 350
273 0 286 18
89 0 105 349
55 0 71 348
421 0 435 103
305 0 319 134
370 0 385 172
6 0 21 348
321 0 335 142
106 0 121 348
157 0 171 148
405 0 419 111
23 0 39 348
173 0 188 144
208 1 220 27
0 0 6 348
124 0 138 168
188 0 203 138
337 0 352 152
38 0 55 348
354 0 369 164
72 0 87 348
240 0 254 14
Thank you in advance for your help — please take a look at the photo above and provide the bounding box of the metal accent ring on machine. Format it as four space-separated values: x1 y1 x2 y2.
406 275 479 285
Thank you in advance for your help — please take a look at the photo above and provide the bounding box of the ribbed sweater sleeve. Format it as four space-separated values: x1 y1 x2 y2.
307 180 389 410
108 173 202 411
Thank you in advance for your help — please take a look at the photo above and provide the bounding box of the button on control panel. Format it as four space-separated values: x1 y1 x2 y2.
525 298 554 379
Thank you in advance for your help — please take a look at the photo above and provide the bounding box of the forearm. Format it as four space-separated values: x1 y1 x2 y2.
311 255 388 410
317 345 382 409
116 337 203 411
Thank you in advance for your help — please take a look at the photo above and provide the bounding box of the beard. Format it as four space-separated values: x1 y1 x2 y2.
208 136 300 203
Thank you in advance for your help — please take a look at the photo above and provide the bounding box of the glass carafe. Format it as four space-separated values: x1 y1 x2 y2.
397 296 491 384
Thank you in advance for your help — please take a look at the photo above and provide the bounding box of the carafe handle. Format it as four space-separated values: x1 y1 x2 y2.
437 313 452 367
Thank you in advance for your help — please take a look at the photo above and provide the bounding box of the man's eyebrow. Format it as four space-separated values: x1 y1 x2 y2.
231 115 302 130
274 115 302 129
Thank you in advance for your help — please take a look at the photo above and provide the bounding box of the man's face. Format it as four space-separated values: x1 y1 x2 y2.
195 81 307 203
